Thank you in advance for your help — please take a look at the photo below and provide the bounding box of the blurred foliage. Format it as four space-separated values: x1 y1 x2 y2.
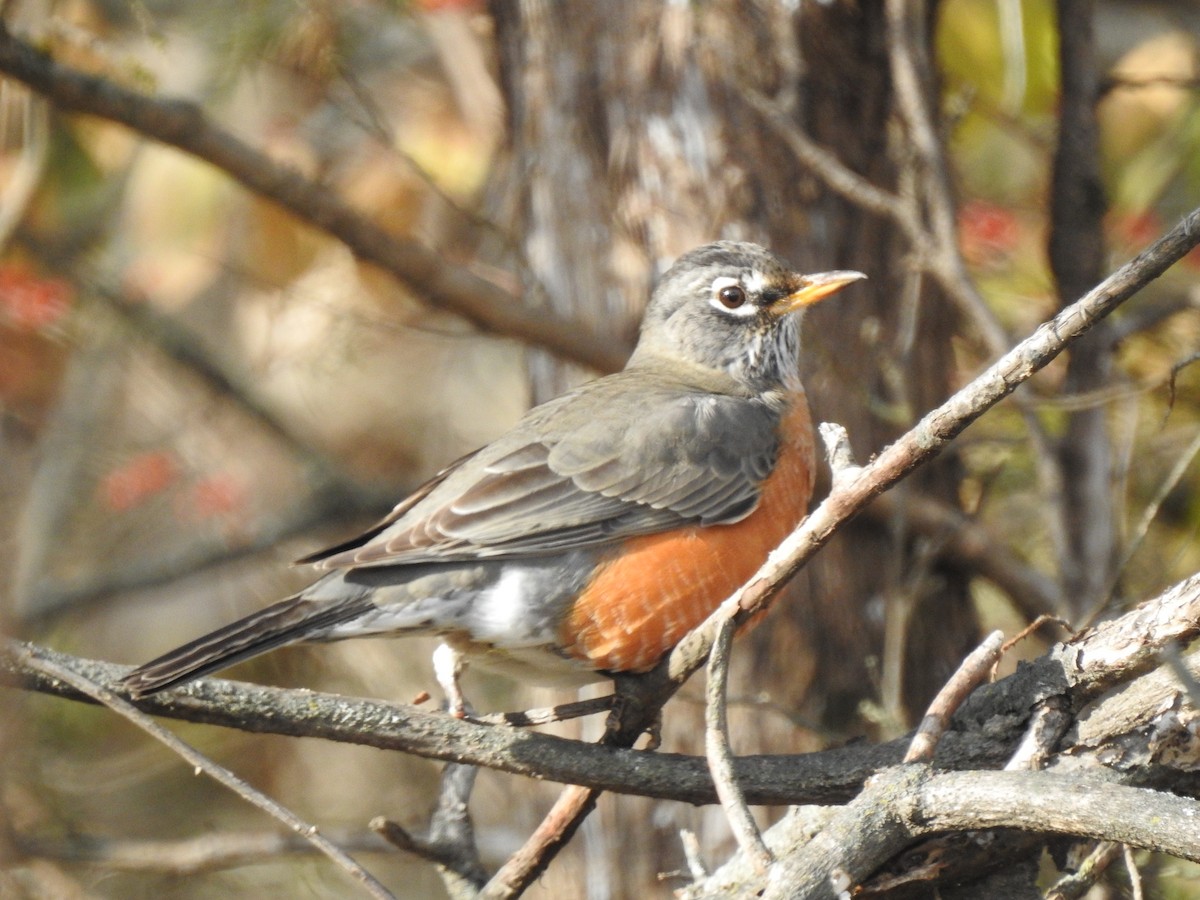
0 0 1198 897
940 0 1200 615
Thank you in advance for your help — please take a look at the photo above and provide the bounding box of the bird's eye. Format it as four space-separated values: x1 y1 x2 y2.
717 284 746 309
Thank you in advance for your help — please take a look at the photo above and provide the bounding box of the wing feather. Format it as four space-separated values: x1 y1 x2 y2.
309 370 790 570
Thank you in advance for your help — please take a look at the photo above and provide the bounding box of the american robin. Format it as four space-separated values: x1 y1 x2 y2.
121 242 863 710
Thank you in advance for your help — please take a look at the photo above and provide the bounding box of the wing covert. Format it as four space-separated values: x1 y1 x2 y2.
310 373 789 569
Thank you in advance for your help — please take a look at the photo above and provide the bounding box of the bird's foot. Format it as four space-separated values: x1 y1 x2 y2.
432 642 474 719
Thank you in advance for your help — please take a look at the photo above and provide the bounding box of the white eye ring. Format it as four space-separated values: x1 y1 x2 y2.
710 276 754 316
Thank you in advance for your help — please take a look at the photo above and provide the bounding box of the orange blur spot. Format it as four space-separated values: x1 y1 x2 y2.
560 397 815 671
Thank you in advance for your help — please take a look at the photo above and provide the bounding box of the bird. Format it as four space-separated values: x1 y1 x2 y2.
121 241 864 712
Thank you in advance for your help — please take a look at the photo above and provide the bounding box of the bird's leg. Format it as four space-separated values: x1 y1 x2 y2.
432 642 472 718
607 673 664 748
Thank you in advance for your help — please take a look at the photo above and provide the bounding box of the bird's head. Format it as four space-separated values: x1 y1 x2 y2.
630 241 865 394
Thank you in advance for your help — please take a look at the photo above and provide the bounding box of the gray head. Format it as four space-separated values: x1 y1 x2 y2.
630 241 864 393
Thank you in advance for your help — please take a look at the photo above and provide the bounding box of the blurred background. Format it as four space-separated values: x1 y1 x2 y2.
2 0 1200 896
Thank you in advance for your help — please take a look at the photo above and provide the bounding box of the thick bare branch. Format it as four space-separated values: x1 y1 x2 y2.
919 772 1200 859
752 768 1200 900
7 570 1200 808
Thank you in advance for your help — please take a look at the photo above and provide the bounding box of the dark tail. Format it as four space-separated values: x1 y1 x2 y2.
120 594 375 698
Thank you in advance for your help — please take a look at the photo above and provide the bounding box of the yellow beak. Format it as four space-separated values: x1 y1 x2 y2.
772 270 866 314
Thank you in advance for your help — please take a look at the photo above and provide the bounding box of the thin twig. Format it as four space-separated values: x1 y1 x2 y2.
1167 350 1200 412
883 0 1013 356
1000 615 1073 656
1123 844 1144 900
865 492 1066 623
905 631 1004 763
1044 841 1122 900
705 618 772 872
18 647 395 900
888 0 1072 586
14 829 392 875
743 91 916 231
1097 427 1200 621
371 764 486 898
476 695 614 727
478 785 600 899
678 829 708 882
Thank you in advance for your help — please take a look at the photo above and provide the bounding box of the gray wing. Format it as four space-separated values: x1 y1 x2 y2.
308 371 782 569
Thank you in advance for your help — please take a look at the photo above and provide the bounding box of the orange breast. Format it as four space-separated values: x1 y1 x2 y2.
559 395 815 672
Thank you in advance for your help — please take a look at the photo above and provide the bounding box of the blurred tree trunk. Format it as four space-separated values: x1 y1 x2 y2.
1051 0 1115 619
490 0 976 892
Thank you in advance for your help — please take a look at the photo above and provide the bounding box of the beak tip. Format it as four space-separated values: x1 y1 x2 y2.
782 269 868 310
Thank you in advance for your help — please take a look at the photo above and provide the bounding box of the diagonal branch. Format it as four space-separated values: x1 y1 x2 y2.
657 207 1200 695
18 645 395 899
0 24 628 374
904 631 1004 763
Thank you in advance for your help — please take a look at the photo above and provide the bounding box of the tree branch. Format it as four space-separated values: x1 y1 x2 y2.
1050 0 1115 618
905 630 1004 763
705 617 772 871
17 644 395 899
0 24 629 374
372 763 486 899
864 490 1066 621
7 569 1200 809
656 208 1200 697
753 768 1200 900
1045 841 1124 900
13 829 392 876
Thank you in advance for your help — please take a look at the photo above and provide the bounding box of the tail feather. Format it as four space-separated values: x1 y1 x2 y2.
120 594 375 698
